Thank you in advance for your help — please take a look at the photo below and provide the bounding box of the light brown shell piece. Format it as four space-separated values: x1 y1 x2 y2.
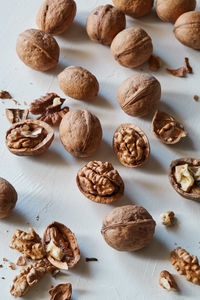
49 283 72 300
6 109 29 124
112 0 153 18
101 205 156 251
0 177 17 219
113 124 150 167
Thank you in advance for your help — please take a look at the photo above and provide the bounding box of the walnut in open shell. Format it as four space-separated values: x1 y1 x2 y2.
6 119 54 156
44 222 80 270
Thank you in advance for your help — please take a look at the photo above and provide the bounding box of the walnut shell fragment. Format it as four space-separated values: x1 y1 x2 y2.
113 124 150 167
49 283 72 300
6 119 54 156
76 161 124 204
6 109 29 124
44 222 80 270
166 67 185 77
152 110 187 144
169 158 200 201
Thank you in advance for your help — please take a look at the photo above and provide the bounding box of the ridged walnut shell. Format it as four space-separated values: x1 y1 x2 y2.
101 205 156 251
0 178 17 219
6 119 54 156
44 222 80 270
112 0 154 18
169 158 200 201
113 124 150 167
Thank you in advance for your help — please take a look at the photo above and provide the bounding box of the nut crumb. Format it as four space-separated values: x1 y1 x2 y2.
166 67 185 77
160 211 175 226
148 55 162 71
16 256 26 266
85 257 98 262
36 215 39 221
3 258 8 262
1 277 5 280
159 270 177 291
12 99 20 105
184 57 193 74
9 262 16 270
0 264 3 268
194 95 199 102
0 90 12 99
24 101 27 105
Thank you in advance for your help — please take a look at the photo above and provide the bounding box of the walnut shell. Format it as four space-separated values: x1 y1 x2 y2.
117 73 161 117
101 205 156 251
113 124 150 167
59 110 102 157
156 0 196 23
49 283 72 300
86 4 126 46
111 27 153 68
16 29 60 71
44 222 80 270
36 0 76 35
169 158 200 201
6 119 54 156
174 11 200 50
112 0 154 18
58 66 99 100
0 178 17 219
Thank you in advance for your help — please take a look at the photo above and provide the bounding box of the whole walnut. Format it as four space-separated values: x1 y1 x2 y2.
174 11 200 50
59 110 102 157
112 0 154 18
36 0 76 35
86 4 126 46
117 73 161 117
101 205 156 251
156 0 196 23
0 177 17 219
16 29 60 71
58 66 99 100
111 27 153 68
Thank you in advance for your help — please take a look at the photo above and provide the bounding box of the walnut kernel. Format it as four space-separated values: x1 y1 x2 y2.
159 270 178 291
160 211 175 226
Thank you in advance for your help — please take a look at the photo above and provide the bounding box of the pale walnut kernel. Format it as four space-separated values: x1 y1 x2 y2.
174 164 194 192
159 270 178 291
160 211 175 226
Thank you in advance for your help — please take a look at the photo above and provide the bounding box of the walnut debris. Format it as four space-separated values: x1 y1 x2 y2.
49 283 72 300
12 99 20 105
3 258 8 262
0 90 12 99
85 257 98 262
193 95 199 102
160 211 175 226
159 270 177 291
9 262 16 270
24 101 27 106
36 215 39 221
148 55 162 71
6 108 29 124
0 264 3 268
166 67 186 77
16 256 26 267
184 57 193 74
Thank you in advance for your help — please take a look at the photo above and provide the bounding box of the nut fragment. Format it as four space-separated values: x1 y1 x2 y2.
113 124 150 167
0 177 17 219
0 90 12 99
194 95 199 102
76 161 124 204
49 283 72 300
152 110 187 144
112 0 153 18
160 211 175 226
6 109 29 124
159 270 178 291
16 256 26 267
148 55 162 71
166 67 185 77
44 222 80 270
9 262 16 270
184 57 193 74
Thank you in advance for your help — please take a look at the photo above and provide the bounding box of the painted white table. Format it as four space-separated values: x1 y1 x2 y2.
0 0 200 299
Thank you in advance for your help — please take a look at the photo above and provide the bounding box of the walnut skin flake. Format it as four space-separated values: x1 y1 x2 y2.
166 67 185 77
6 108 29 124
184 57 193 74
49 283 72 300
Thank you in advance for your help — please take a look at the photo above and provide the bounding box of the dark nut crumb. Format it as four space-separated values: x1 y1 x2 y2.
0 90 12 99
194 95 199 102
9 262 16 270
0 264 3 268
85 257 98 262
166 67 185 77
184 57 193 74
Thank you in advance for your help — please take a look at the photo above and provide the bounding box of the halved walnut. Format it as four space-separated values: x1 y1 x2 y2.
6 119 54 156
6 109 29 124
44 222 80 270
49 283 72 300
113 124 150 168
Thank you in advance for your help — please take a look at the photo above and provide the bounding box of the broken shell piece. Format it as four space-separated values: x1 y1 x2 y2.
49 283 72 300
166 67 185 77
6 109 29 124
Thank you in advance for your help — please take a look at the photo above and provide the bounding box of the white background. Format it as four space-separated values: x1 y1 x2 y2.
0 0 200 299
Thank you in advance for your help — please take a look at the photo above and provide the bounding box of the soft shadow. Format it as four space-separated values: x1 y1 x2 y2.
61 48 92 63
0 209 29 226
23 273 53 300
44 62 66 76
60 21 89 43
141 153 166 174
72 289 87 298
111 194 135 208
91 94 113 109
28 149 68 166
72 254 91 279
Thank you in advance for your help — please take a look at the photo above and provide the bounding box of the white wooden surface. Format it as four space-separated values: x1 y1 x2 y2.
0 0 200 299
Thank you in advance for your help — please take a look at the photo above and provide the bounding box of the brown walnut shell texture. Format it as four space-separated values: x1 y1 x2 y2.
152 110 187 144
6 119 54 156
49 283 72 300
76 161 124 204
44 222 80 270
0 177 17 219
113 124 150 167
36 0 76 35
174 11 200 50
101 205 156 251
16 29 60 71
112 0 154 18
86 4 126 46
156 0 196 23
111 27 153 68
117 73 161 117
169 158 200 201
59 110 102 158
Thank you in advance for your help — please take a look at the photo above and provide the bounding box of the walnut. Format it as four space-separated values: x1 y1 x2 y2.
148 55 162 71
0 177 17 219
112 0 153 18
76 161 124 204
16 256 26 266
160 211 175 226
152 110 187 144
6 119 54 156
166 67 186 77
101 205 156 251
113 124 150 167
10 227 45 260
49 283 72 300
159 270 178 291
0 90 12 99
6 109 29 124
44 222 80 270
171 247 200 285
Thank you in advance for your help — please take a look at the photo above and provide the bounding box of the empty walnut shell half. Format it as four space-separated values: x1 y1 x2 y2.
76 161 124 204
113 124 150 168
169 158 200 201
152 110 187 144
44 222 80 270
6 119 54 156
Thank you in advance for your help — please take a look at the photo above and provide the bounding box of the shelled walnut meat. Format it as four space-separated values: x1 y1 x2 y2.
0 177 17 219
6 109 29 124
36 0 76 35
76 161 124 204
160 211 175 226
6 119 54 156
44 222 80 270
101 205 156 251
113 124 150 167
49 283 72 300
159 270 178 291
112 0 154 18
152 110 187 144
169 158 200 201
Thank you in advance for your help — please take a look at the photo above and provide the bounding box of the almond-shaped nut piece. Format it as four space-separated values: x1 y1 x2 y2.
159 270 178 291
113 124 150 167
101 205 156 251
169 158 200 201
152 110 187 144
112 0 153 18
6 119 54 156
44 222 80 270
49 283 72 300
76 161 124 204
16 29 60 71
0 177 17 219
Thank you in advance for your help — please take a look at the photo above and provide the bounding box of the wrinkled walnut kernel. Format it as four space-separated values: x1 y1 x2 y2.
49 283 72 300
159 270 177 291
160 211 175 226
6 109 29 124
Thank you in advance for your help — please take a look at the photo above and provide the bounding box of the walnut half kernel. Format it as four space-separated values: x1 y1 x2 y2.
159 270 178 291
